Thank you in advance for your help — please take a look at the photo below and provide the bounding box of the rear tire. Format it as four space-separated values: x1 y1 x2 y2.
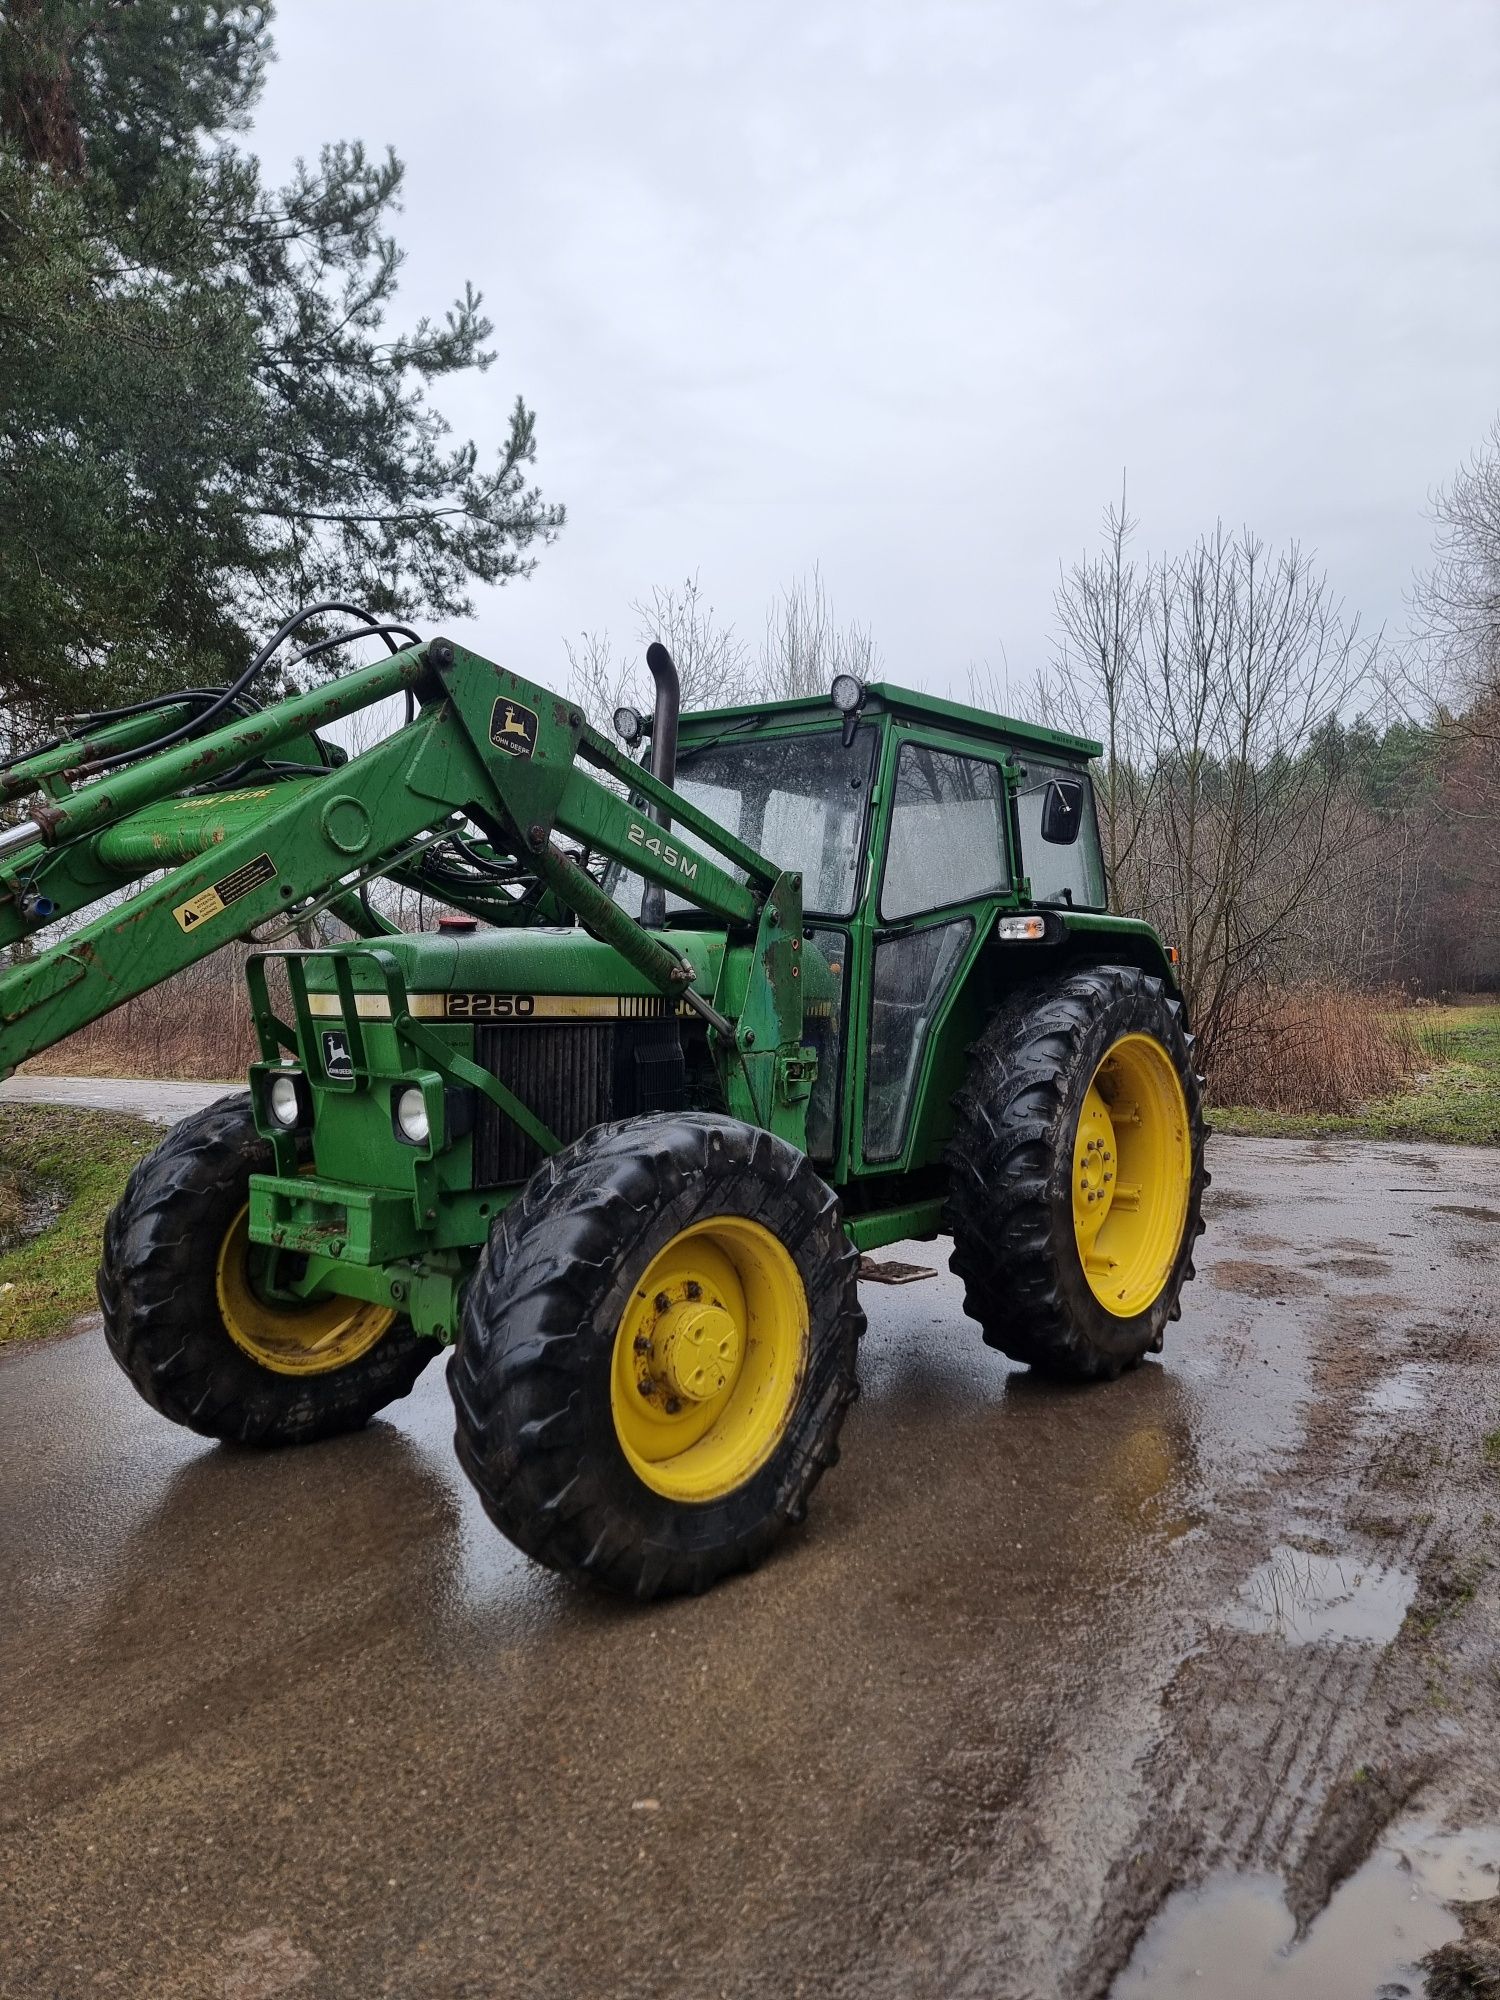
449 1112 864 1599
944 964 1207 1380
99 1094 440 1445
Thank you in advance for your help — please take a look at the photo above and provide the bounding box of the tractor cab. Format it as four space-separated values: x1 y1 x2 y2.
605 678 1111 1186
610 677 1107 927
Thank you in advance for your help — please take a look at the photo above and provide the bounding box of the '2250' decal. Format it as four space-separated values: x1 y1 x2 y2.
627 821 699 882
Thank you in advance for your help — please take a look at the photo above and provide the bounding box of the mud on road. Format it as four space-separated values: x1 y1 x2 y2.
4 1134 1500 1999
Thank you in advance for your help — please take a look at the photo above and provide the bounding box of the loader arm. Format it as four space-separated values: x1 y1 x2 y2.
0 637 800 1078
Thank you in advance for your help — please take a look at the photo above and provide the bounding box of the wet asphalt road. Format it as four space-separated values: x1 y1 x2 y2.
5 1131 1500 1999
0 1075 229 1123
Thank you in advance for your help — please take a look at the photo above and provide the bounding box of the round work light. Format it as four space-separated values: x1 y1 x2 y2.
394 1086 431 1146
267 1072 303 1130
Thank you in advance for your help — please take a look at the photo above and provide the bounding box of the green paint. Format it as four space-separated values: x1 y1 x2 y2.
844 1202 947 1252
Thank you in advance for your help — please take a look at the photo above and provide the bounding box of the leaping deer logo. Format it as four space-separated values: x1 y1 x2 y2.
489 697 538 757
321 1030 354 1079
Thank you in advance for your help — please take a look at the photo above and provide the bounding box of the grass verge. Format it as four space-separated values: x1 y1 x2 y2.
0 1106 158 1348
1213 1005 1500 1146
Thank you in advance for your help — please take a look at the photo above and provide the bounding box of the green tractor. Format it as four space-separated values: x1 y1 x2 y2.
0 607 1206 1597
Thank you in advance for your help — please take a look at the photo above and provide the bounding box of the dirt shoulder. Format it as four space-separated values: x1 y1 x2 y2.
0 1106 159 1347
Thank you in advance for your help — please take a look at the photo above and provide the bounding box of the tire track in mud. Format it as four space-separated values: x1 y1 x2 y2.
1075 1145 1500 1998
1223 1342 1450 1872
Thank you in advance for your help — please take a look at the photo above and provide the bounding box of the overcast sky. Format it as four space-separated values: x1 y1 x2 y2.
248 0 1500 707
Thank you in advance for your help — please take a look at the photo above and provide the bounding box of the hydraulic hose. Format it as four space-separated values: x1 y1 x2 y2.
82 605 422 776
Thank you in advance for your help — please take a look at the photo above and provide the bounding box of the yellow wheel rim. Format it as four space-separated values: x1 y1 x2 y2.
1072 1032 1192 1318
215 1205 396 1377
610 1217 808 1503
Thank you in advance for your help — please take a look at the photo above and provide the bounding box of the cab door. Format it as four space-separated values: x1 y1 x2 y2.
854 729 1017 1172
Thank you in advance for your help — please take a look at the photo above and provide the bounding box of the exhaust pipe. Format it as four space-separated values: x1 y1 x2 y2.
645 641 679 793
640 641 679 928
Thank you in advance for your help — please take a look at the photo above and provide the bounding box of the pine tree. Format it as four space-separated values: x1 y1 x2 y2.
0 0 564 735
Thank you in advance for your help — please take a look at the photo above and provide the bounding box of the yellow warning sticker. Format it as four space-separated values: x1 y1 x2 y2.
173 884 225 931
172 851 278 932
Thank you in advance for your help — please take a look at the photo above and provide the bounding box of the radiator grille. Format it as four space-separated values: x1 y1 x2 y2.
473 1020 686 1185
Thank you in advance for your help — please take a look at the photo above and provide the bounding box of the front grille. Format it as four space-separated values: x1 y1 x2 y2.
473 1019 686 1185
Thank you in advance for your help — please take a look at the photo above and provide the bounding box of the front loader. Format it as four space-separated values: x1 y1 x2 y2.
0 606 1207 1597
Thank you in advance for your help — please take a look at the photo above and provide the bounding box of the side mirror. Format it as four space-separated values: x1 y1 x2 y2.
1040 777 1085 846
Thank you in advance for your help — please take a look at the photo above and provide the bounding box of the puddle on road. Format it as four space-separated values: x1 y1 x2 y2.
1113 1820 1500 1998
1363 1366 1430 1417
1226 1546 1417 1645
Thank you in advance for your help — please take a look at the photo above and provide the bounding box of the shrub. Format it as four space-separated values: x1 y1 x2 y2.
1208 986 1421 1114
28 957 257 1080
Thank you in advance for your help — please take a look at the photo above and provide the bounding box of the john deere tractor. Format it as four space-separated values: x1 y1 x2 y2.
0 605 1206 1597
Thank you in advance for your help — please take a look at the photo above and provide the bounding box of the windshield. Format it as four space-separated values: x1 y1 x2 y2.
608 722 878 919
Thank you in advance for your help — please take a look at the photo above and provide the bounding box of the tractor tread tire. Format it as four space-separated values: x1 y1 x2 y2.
98 1093 440 1446
943 963 1207 1381
449 1111 864 1600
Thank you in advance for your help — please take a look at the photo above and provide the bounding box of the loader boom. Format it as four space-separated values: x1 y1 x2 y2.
0 637 799 1082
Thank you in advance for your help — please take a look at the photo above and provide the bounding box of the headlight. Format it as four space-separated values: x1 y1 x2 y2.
394 1086 431 1146
830 674 866 714
613 705 644 745
268 1071 304 1129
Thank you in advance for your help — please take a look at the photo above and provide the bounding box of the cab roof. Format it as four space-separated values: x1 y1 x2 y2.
671 679 1103 762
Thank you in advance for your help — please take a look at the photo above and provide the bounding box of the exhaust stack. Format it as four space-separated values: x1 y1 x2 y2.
640 641 680 928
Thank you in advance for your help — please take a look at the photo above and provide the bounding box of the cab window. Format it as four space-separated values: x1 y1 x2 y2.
1015 762 1107 908
607 724 877 920
879 744 1010 922
864 919 972 1160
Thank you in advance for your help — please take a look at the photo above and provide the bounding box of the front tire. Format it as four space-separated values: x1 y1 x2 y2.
99 1094 440 1445
945 964 1207 1380
448 1112 864 1599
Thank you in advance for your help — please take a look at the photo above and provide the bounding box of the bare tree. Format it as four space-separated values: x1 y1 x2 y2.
760 566 881 699
1038 506 1382 1058
564 574 754 739
1412 412 1500 705
567 565 883 733
630 574 753 712
1036 487 1161 914
965 649 1018 718
562 628 632 736
1401 417 1500 869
